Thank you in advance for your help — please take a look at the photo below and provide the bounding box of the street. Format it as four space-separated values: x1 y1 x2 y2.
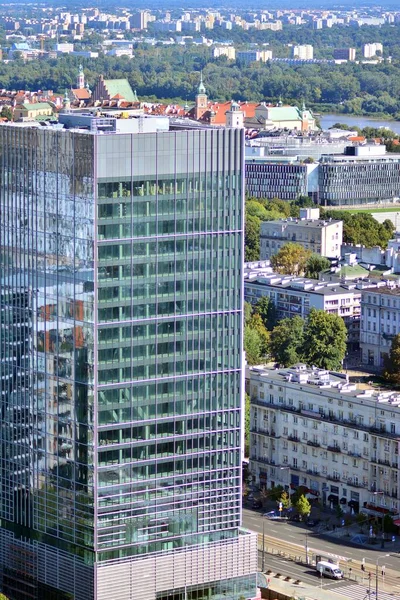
243 508 400 571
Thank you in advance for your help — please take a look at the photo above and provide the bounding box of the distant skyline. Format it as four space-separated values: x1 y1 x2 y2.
2 1 400 9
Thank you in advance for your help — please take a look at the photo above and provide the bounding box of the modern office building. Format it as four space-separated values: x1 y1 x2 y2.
248 365 400 516
318 146 400 206
0 114 257 600
260 208 343 259
245 156 310 200
360 284 400 368
245 145 400 206
244 266 361 348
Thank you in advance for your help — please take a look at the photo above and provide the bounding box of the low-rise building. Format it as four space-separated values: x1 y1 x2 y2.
248 364 400 516
260 208 343 259
13 102 53 121
244 266 360 347
360 284 400 367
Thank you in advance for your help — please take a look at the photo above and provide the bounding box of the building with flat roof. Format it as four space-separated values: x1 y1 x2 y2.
245 145 400 206
360 284 400 368
260 208 343 259
248 364 400 516
0 114 257 600
292 44 314 60
244 266 361 347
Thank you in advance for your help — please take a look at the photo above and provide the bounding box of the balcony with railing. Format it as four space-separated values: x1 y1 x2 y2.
307 440 320 448
327 445 341 453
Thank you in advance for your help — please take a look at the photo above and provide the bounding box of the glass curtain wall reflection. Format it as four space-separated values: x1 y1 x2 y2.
0 122 255 600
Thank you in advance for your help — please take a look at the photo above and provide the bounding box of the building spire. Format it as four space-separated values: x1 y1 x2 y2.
198 71 206 95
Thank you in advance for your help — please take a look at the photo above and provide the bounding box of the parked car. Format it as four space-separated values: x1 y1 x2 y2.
263 511 288 521
307 518 320 527
288 513 302 522
263 511 276 519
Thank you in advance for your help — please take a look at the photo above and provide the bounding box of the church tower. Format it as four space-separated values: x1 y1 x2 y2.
77 64 85 90
301 100 309 131
225 100 244 129
195 72 208 120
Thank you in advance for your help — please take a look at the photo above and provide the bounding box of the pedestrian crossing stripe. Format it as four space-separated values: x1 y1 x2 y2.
330 583 396 600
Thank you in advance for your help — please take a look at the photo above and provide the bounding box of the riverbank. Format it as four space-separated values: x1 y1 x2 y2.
319 113 400 133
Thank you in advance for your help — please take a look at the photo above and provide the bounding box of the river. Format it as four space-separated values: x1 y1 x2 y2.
320 114 400 134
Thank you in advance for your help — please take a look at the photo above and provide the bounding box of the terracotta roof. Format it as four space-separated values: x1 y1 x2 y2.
71 88 91 100
348 136 366 142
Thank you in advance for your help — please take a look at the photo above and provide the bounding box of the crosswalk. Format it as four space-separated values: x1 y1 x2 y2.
327 582 397 600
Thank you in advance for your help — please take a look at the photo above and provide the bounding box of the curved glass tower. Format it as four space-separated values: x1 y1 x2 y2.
0 116 257 600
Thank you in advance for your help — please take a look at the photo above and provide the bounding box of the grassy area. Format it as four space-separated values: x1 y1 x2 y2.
328 207 400 214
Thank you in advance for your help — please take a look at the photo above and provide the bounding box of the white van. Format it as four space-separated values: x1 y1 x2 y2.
316 561 344 579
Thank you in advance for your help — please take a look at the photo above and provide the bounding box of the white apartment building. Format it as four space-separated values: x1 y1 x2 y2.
260 208 343 260
244 267 361 347
292 44 314 60
363 42 383 58
360 284 400 367
213 45 236 60
248 365 400 517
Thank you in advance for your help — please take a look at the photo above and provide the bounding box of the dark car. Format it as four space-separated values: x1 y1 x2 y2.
288 513 302 522
306 518 320 527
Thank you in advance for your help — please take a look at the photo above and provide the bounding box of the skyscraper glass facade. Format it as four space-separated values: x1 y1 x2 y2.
0 120 257 600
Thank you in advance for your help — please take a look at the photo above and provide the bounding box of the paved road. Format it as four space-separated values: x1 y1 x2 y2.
244 508 400 571
262 555 397 599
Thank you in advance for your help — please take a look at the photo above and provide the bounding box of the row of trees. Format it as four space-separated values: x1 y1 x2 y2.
244 300 348 371
2 41 400 114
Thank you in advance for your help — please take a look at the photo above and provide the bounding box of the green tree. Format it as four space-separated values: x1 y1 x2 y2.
295 495 311 520
383 333 400 386
247 313 270 358
303 309 347 370
305 254 331 279
244 392 250 457
270 316 305 366
244 301 253 326
254 296 277 330
244 327 262 365
245 214 260 261
270 243 312 275
1 106 12 121
278 490 292 510
246 199 271 221
266 484 285 503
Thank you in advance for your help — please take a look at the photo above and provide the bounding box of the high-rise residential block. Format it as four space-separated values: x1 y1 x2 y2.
0 114 257 600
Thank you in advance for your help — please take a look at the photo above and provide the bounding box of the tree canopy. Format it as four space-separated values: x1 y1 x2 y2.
295 495 312 519
303 308 347 371
269 309 347 369
383 333 400 387
324 210 395 249
270 243 312 276
270 316 305 367
305 254 331 279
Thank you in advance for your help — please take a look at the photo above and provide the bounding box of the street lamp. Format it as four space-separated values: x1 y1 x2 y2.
280 465 291 492
372 491 385 548
376 554 389 600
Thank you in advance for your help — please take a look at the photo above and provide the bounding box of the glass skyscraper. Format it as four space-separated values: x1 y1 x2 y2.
0 115 257 600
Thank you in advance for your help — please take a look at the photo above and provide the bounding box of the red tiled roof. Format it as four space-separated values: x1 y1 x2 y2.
71 88 91 100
